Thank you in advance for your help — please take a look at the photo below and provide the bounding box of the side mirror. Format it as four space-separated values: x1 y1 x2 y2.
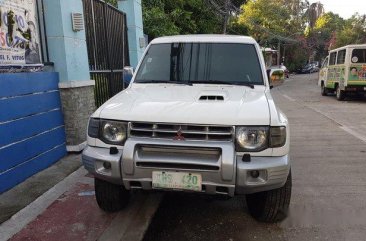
123 66 134 86
267 68 285 89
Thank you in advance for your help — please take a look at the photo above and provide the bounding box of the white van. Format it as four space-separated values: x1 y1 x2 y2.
318 44 366 100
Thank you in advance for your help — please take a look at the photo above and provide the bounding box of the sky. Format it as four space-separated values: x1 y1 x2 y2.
309 0 366 19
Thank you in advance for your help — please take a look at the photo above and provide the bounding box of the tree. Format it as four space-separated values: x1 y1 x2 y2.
334 14 366 48
237 0 309 70
306 2 324 29
105 0 117 7
205 0 247 33
142 0 222 40
238 0 308 43
312 12 345 57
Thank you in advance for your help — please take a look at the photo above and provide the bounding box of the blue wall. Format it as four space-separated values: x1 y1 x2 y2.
0 73 67 193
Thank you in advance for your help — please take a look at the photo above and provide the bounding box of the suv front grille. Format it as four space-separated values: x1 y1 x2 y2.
129 122 234 142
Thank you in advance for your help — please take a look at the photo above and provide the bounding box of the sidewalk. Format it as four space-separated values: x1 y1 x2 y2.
0 155 162 241
0 154 82 224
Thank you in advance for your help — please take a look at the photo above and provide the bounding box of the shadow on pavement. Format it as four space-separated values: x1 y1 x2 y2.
143 193 286 241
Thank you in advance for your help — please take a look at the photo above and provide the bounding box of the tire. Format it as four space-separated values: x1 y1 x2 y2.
336 85 345 101
94 178 130 212
321 83 328 96
246 171 292 223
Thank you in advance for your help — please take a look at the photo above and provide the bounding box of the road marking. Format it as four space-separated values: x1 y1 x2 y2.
305 105 342 127
339 126 366 143
282 94 296 102
280 92 366 143
306 106 366 142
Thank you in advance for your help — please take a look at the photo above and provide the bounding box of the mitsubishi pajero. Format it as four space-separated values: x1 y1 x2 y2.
82 35 291 222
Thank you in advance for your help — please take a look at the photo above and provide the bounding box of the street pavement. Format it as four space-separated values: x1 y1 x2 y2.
1 73 366 241
143 73 366 241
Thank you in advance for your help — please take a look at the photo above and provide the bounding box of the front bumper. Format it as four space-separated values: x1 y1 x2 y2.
82 138 290 196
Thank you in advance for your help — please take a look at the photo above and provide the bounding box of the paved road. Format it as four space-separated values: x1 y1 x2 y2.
143 73 366 241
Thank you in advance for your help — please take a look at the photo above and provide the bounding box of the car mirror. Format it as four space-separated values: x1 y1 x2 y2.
267 69 285 88
123 66 134 86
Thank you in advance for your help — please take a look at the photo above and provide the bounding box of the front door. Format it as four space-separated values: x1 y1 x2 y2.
319 57 329 86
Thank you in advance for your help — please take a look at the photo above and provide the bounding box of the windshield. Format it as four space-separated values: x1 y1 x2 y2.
134 43 264 85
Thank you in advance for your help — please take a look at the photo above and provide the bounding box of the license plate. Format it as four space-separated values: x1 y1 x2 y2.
152 171 202 191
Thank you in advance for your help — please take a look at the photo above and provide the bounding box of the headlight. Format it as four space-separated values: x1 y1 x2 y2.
236 127 268 152
87 119 128 145
101 120 127 145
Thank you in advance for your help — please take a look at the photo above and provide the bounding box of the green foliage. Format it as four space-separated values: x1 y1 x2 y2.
314 12 344 31
238 0 289 41
236 0 309 70
238 0 307 43
285 45 308 71
227 18 249 35
309 12 345 57
143 6 180 39
333 14 366 48
105 0 117 7
142 0 222 40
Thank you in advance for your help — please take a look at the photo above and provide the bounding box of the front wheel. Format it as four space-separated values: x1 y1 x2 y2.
246 171 292 223
321 84 328 96
95 178 130 212
336 85 345 101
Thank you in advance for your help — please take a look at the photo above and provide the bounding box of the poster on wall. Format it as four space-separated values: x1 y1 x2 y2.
0 0 42 68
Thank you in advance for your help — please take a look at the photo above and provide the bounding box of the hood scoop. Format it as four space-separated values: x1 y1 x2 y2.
199 95 225 101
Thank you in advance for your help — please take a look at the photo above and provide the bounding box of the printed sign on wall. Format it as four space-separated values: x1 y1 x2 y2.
0 0 41 66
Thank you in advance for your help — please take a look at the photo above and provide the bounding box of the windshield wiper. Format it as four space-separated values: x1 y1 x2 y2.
135 80 192 86
189 80 255 89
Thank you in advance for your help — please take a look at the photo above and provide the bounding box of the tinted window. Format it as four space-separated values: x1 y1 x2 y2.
336 50 346 64
351 49 366 63
135 43 264 85
329 52 337 65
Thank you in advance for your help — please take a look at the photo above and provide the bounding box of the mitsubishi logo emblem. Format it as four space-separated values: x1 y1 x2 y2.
173 127 185 141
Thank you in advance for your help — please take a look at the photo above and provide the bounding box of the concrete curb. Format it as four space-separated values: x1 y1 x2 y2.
98 193 163 241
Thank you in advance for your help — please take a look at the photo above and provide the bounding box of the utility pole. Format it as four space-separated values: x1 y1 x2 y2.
222 0 229 34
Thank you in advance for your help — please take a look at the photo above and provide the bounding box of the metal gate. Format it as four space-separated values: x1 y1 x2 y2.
82 0 130 107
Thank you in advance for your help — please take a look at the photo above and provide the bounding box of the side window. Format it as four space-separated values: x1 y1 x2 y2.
322 57 329 68
329 52 337 65
351 49 366 63
336 50 346 64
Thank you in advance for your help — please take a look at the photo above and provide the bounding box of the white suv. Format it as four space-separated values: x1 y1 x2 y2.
82 35 291 222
